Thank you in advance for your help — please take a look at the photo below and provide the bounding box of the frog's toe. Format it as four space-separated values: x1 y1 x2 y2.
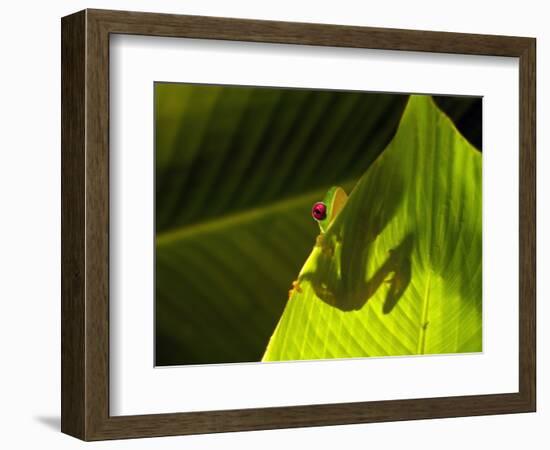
288 280 302 299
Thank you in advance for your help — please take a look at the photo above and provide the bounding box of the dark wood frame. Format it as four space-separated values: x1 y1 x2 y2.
61 8 536 441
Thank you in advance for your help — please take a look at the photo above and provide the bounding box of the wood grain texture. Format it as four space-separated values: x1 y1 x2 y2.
518 38 536 409
61 10 86 439
60 8 537 441
85 10 111 439
88 8 532 56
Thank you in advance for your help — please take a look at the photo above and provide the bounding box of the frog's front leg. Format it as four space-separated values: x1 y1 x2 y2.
315 233 325 248
315 233 335 257
288 279 302 299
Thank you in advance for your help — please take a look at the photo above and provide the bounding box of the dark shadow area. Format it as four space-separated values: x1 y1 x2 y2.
382 234 413 314
302 232 414 313
34 415 60 431
433 95 482 151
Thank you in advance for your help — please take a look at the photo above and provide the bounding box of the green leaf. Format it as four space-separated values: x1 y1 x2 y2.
263 95 482 361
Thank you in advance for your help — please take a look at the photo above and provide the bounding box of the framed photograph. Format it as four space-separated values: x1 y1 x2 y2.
61 9 536 440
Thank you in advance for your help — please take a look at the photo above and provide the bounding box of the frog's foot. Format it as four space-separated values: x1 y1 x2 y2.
288 280 302 299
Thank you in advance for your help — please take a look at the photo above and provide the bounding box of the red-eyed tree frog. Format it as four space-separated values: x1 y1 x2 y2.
288 186 348 298
288 185 412 313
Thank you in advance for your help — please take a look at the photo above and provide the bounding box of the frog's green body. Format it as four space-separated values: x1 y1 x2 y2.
288 185 410 312
288 186 348 299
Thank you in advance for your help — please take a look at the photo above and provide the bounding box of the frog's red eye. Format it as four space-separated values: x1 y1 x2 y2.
312 202 327 221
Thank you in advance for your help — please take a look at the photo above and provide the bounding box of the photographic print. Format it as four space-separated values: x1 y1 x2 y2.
154 83 482 366
61 11 535 439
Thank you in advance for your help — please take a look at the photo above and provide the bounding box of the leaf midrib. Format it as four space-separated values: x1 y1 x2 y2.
156 178 359 246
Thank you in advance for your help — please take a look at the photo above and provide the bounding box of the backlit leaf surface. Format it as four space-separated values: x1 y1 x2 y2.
263 96 482 361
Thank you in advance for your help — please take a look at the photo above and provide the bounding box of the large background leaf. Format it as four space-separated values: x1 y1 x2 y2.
263 96 482 361
155 83 481 366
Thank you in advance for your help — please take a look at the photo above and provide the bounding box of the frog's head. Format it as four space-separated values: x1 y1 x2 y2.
312 186 348 233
